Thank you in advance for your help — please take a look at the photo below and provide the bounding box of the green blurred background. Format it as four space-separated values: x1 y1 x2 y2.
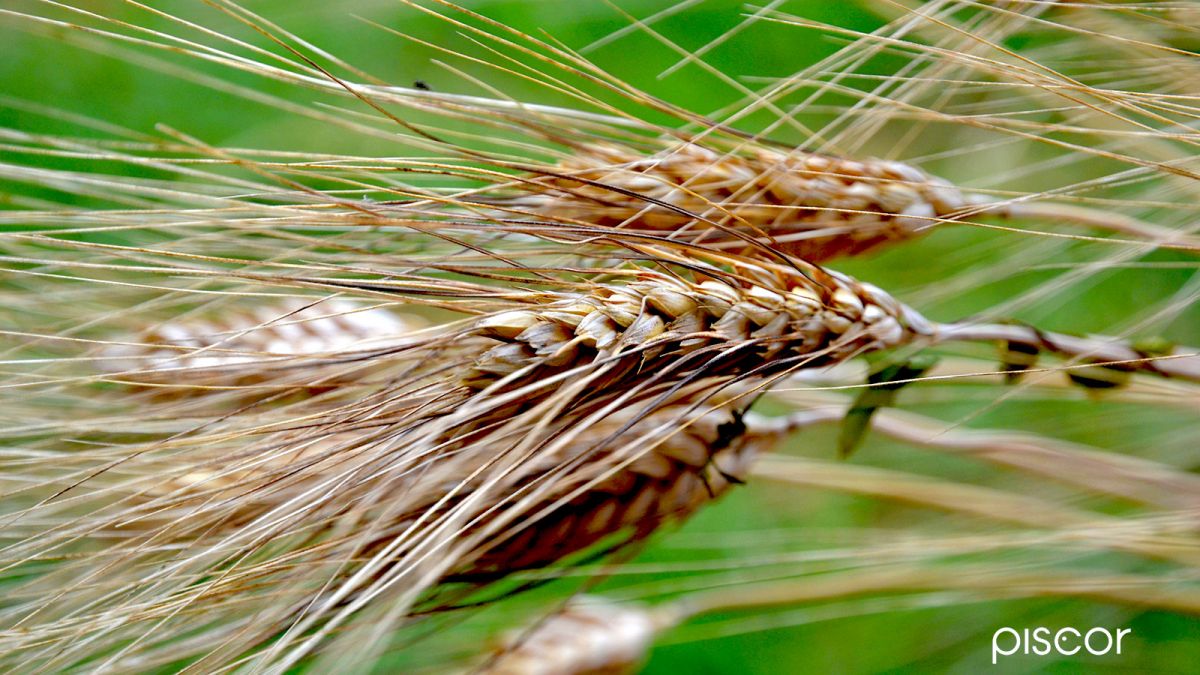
2 1 1197 672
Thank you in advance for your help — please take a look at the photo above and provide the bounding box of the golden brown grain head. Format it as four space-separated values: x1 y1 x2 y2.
495 141 969 262
119 264 923 578
463 269 921 392
100 298 425 397
482 597 663 675
468 384 761 573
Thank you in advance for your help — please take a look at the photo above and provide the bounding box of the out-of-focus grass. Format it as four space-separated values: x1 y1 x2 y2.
2 1 1197 672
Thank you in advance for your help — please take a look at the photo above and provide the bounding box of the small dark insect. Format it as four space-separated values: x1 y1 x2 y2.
1000 339 1040 384
838 356 938 458
413 79 431 90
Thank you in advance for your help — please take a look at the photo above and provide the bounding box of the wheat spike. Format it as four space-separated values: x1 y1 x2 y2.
464 383 773 573
126 262 922 565
114 259 1199 583
482 597 666 675
462 267 919 390
130 378 775 575
100 297 424 392
482 136 1198 262
499 141 969 261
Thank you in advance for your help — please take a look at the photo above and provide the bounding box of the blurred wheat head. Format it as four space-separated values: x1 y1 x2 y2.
0 0 1199 673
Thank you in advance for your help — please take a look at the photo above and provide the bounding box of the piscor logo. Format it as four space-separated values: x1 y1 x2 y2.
992 627 1131 665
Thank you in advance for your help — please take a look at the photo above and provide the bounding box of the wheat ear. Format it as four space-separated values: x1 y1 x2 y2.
100 297 424 393
494 141 968 262
485 140 1199 264
481 597 669 675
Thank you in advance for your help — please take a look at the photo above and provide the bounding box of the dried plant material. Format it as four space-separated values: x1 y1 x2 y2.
669 565 1200 621
770 390 1200 510
501 142 970 261
100 298 424 394
132 380 777 575
751 454 1200 565
462 269 920 391
0 261 931 671
3 254 1196 671
477 564 1200 673
480 139 1200 265
470 384 764 573
104 298 419 373
930 322 1200 383
1 0 1199 672
482 597 666 675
